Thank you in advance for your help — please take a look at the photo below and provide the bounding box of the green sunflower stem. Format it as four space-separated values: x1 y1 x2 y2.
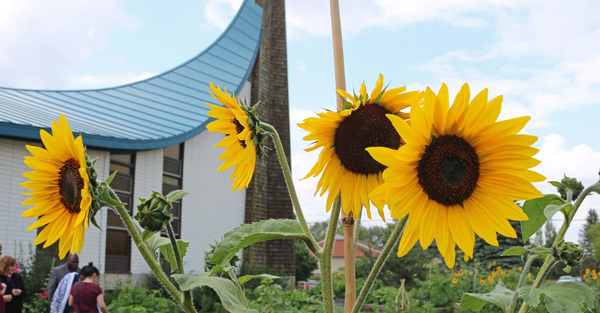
517 180 600 313
507 254 534 313
351 216 408 313
166 222 193 310
228 270 249 308
108 190 196 313
261 122 321 254
321 194 342 313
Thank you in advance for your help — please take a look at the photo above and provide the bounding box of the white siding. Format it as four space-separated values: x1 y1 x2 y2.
130 148 164 274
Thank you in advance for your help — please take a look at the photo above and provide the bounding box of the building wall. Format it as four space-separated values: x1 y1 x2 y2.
1 81 252 287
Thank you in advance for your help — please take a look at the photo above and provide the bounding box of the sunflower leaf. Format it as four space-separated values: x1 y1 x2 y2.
144 234 189 272
530 247 552 255
501 246 527 256
459 282 514 312
544 204 566 220
519 282 595 313
238 274 279 287
172 273 258 313
208 219 311 269
549 181 565 189
165 190 189 203
521 194 564 243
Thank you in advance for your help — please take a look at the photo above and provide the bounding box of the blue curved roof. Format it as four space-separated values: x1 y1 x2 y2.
0 0 262 150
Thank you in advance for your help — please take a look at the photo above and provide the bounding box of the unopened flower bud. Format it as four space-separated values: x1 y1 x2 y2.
552 240 584 267
134 191 172 232
557 176 584 200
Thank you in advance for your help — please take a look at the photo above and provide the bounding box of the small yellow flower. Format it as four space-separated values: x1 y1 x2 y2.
493 261 496 266
498 278 502 282
497 266 502 271
585 268 590 274
592 270 597 275
585 278 589 282
527 274 531 278
479 279 485 285
518 266 523 271
452 278 458 284
458 269 464 276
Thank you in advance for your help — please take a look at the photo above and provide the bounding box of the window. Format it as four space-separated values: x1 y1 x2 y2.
105 152 135 273
163 144 183 238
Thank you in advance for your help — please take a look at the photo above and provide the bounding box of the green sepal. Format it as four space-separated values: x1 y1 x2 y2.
459 282 514 312
563 265 572 273
104 171 118 185
99 184 127 206
549 181 564 189
501 246 527 256
172 273 258 313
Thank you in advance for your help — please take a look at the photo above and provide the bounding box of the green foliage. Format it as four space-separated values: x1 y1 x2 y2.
173 273 258 313
519 282 595 313
16 243 56 313
521 194 564 242
208 219 312 270
588 223 600 263
355 246 429 289
580 209 598 255
247 278 327 313
473 221 525 270
106 286 178 313
295 240 318 283
460 282 514 312
144 234 189 272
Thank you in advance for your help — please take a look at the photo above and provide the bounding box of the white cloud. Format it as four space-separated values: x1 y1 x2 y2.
0 0 140 89
203 0 243 30
286 0 523 40
69 72 156 89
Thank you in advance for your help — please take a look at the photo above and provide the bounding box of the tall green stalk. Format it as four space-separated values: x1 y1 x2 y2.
352 217 408 313
107 189 196 313
261 122 321 254
166 222 193 310
321 195 342 313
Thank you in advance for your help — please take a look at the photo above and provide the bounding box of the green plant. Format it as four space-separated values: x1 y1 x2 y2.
106 286 178 313
16 243 56 313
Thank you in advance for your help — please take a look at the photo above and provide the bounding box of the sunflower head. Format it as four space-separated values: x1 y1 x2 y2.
299 74 423 220
206 82 268 191
367 83 545 268
21 115 94 259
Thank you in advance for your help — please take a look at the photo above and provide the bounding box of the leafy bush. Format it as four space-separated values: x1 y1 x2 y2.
16 243 56 313
247 278 326 313
106 286 178 313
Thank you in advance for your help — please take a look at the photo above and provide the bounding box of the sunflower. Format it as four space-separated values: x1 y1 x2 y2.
452 278 458 284
21 115 92 259
299 74 423 219
206 82 265 191
367 83 545 268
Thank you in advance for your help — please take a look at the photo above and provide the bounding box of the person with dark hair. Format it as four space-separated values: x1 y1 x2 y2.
48 254 80 306
0 256 26 313
68 263 109 313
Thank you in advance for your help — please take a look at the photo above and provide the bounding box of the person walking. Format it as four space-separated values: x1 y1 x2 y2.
0 256 26 313
48 254 80 306
68 263 109 313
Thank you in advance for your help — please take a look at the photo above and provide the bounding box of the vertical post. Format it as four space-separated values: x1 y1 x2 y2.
329 0 356 311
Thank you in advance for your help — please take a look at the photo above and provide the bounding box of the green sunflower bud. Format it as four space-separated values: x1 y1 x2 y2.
552 240 584 268
240 100 269 161
85 154 103 230
557 176 584 201
134 191 173 233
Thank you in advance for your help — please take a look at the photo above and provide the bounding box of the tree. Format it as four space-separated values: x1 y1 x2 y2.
587 224 600 263
309 221 329 242
580 209 598 255
473 220 524 270
543 221 558 248
295 240 318 282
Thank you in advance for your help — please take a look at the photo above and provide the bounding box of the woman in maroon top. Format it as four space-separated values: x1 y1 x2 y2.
68 264 109 313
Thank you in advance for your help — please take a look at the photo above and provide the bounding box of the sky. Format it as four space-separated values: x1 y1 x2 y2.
1 0 600 244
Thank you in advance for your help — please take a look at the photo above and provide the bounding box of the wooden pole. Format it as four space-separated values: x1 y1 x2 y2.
329 0 356 311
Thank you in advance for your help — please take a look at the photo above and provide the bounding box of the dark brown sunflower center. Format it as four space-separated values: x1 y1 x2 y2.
334 103 401 175
58 158 84 213
417 135 479 206
232 118 247 148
